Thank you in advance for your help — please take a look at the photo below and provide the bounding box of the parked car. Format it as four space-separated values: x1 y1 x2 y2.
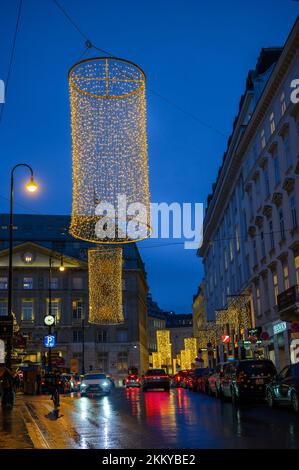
142 369 170 391
60 373 73 393
124 373 141 388
266 363 299 412
197 368 214 393
187 368 208 391
80 373 112 397
208 362 230 397
220 359 277 403
41 373 64 394
70 374 83 392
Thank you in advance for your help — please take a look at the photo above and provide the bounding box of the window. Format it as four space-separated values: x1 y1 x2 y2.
280 92 286 115
261 231 266 258
253 240 258 266
123 303 127 319
264 169 270 197
229 240 234 261
279 210 285 240
72 299 84 319
72 277 83 289
264 276 270 311
23 277 33 289
22 300 33 321
235 225 240 252
117 352 128 373
290 196 298 229
270 112 275 134
256 286 261 317
295 255 299 285
283 262 290 290
224 248 228 270
0 300 7 316
274 155 280 185
50 277 59 289
97 353 108 372
122 279 126 290
0 277 7 289
284 135 292 169
116 330 128 342
46 298 61 320
269 220 275 250
260 129 266 149
73 330 83 343
98 329 107 342
273 272 279 305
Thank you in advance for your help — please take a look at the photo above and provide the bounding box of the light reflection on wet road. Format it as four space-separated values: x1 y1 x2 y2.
1 388 299 449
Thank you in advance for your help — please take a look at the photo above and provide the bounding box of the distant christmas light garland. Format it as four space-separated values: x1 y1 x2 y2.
88 247 123 324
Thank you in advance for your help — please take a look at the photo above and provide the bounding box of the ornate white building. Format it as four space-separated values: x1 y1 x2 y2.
199 18 299 369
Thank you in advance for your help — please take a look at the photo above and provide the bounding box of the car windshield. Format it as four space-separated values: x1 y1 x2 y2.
84 374 106 380
146 369 166 376
238 361 276 376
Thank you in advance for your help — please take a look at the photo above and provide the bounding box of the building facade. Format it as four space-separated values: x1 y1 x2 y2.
199 18 299 369
0 214 149 383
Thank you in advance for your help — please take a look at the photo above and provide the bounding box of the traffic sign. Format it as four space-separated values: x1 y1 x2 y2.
44 335 55 348
222 335 230 344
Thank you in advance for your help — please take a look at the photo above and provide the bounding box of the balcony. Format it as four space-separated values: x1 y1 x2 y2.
277 285 299 321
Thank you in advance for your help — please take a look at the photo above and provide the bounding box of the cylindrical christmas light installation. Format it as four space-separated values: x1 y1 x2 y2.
88 247 123 324
157 330 172 367
184 337 197 364
69 57 150 243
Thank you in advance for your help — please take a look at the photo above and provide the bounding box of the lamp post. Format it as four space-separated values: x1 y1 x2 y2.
47 253 65 373
82 317 85 375
6 164 38 369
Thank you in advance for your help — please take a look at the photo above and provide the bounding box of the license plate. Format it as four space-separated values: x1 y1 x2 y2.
256 379 264 384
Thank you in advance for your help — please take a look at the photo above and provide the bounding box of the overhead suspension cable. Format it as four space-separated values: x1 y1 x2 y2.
0 0 23 124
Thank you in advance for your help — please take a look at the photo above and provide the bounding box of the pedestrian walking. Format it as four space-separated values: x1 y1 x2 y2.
0 367 15 409
35 373 41 395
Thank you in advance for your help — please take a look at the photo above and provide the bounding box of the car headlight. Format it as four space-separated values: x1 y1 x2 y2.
102 381 109 387
81 383 87 388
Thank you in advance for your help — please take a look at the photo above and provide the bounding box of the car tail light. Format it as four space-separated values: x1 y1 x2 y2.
136 378 140 382
126 379 129 383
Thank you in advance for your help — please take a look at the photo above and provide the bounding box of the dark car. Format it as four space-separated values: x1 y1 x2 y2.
188 368 208 391
197 368 214 393
208 362 230 397
142 369 170 391
125 373 141 388
266 363 299 412
172 370 190 388
221 359 277 403
41 373 64 394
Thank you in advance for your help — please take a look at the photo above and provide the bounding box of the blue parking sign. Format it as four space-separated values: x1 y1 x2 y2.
44 335 55 348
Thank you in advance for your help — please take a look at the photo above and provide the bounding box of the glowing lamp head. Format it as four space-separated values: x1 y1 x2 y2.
59 265 65 272
26 176 38 193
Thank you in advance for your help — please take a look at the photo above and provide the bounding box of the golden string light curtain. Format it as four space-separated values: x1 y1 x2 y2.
88 247 123 324
69 57 150 244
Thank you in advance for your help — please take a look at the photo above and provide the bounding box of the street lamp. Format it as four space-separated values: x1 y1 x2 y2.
6 164 38 369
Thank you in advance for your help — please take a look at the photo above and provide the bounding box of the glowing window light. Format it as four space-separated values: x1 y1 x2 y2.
184 337 197 363
156 330 172 366
152 352 162 369
180 349 191 370
69 57 150 244
88 247 123 324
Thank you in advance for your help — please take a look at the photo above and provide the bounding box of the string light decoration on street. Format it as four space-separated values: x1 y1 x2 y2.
180 349 191 370
184 337 197 364
69 57 150 243
88 247 123 324
152 352 162 369
156 330 172 367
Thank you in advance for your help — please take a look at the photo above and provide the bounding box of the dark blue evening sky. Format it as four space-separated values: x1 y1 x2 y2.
1 0 298 312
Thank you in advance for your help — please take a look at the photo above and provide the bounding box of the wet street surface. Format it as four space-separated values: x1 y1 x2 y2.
1 388 299 449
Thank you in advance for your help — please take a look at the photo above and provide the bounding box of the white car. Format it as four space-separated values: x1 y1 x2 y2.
80 373 112 397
